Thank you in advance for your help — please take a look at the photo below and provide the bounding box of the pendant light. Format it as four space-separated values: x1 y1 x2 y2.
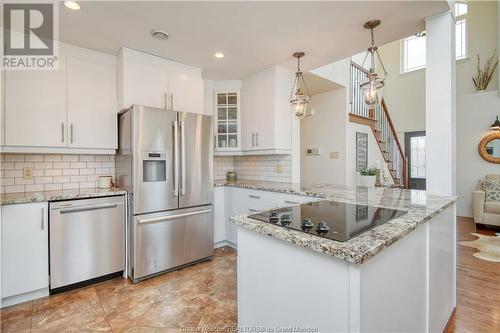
490 115 500 130
360 20 388 109
289 52 311 119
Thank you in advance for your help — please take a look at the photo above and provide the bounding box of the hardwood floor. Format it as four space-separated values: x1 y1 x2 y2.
1 217 499 332
445 217 500 333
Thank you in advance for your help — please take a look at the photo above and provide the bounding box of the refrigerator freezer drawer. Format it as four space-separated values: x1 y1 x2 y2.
132 205 214 281
49 196 125 290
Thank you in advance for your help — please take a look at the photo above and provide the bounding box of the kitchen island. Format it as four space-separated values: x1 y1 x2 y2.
226 182 457 333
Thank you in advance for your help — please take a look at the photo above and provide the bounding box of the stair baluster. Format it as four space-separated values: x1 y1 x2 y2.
349 61 408 188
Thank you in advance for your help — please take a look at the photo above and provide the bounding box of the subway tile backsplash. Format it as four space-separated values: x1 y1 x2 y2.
214 155 291 183
1 153 290 193
1 154 115 193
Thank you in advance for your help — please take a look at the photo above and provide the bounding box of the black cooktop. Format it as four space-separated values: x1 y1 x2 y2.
248 200 407 242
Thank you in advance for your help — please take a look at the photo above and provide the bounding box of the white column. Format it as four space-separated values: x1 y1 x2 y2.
425 11 456 196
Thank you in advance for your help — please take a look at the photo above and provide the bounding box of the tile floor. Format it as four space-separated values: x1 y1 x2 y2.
2 219 499 333
0 246 237 333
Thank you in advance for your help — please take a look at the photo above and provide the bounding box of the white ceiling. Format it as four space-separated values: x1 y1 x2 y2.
303 72 343 95
59 1 449 80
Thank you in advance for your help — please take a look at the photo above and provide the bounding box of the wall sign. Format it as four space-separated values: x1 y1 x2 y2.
356 132 368 172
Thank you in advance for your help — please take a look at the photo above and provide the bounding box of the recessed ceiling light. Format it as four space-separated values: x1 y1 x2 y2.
214 52 225 58
64 1 80 10
151 30 169 40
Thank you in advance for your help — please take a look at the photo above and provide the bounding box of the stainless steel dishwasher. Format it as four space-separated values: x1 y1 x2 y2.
49 196 125 293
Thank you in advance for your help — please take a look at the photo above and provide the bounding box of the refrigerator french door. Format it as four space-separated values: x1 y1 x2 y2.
117 105 213 282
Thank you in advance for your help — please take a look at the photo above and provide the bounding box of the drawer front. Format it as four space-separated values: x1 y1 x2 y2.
276 193 316 206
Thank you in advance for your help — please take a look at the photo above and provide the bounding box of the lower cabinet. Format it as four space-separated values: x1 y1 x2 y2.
214 186 316 247
1 202 49 303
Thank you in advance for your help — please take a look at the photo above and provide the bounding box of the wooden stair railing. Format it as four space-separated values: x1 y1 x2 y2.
349 62 408 188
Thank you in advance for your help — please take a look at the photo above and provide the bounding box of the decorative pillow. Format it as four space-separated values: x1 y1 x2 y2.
482 179 500 202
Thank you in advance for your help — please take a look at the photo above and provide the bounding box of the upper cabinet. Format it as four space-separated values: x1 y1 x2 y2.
241 66 294 154
3 43 118 153
4 58 67 148
208 67 294 156
66 46 117 150
118 48 203 114
213 81 241 154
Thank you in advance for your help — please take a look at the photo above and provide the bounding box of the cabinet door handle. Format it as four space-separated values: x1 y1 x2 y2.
249 208 260 212
70 124 74 144
61 123 65 143
248 194 261 199
252 133 255 147
41 207 45 230
284 200 300 205
164 93 168 109
256 132 259 146
170 93 174 110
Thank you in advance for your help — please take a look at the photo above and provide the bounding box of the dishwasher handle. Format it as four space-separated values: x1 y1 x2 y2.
138 209 212 225
59 203 119 214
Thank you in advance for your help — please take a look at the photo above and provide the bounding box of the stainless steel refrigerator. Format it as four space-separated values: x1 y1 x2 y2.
117 105 213 282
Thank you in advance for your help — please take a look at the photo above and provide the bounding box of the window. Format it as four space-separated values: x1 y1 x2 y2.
401 1 468 73
410 136 426 178
402 35 426 72
455 1 468 60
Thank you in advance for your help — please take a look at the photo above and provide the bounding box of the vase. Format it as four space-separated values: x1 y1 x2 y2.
360 175 377 187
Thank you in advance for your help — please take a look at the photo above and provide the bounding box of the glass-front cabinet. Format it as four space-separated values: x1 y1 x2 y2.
214 91 241 154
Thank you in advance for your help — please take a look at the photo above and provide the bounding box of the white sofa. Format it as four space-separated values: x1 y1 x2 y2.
472 174 500 227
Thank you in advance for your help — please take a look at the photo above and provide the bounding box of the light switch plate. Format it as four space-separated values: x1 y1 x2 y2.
330 151 339 159
23 167 33 179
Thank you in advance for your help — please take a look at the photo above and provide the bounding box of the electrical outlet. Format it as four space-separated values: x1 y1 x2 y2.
330 151 339 159
276 164 283 173
23 167 33 179
305 147 320 156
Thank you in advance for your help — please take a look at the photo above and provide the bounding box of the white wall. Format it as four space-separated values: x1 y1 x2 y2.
456 90 500 217
376 1 498 134
346 122 393 187
310 57 351 87
300 88 347 184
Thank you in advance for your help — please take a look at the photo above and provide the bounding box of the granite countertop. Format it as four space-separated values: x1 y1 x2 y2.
215 179 457 265
1 187 127 205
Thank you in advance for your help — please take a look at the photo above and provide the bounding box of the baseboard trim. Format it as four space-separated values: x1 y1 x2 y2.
457 210 472 218
1 288 49 308
215 240 237 249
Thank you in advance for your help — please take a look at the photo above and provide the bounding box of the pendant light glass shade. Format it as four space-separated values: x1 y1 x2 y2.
359 20 388 110
361 73 384 109
290 89 310 119
290 52 311 119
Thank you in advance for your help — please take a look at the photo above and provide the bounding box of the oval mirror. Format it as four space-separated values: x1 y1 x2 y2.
478 132 500 164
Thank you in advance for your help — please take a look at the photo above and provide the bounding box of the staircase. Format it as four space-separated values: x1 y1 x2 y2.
349 62 408 188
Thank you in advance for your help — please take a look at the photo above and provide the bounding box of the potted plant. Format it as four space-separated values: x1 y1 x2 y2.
359 168 378 187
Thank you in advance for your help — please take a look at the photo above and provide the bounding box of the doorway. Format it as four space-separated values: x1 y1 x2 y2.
404 131 426 190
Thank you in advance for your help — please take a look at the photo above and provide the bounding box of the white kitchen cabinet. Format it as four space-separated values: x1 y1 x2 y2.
2 43 118 153
118 48 169 110
118 48 203 114
214 187 316 247
1 202 49 303
214 187 227 245
4 58 67 147
167 66 204 114
241 66 294 154
67 47 117 149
